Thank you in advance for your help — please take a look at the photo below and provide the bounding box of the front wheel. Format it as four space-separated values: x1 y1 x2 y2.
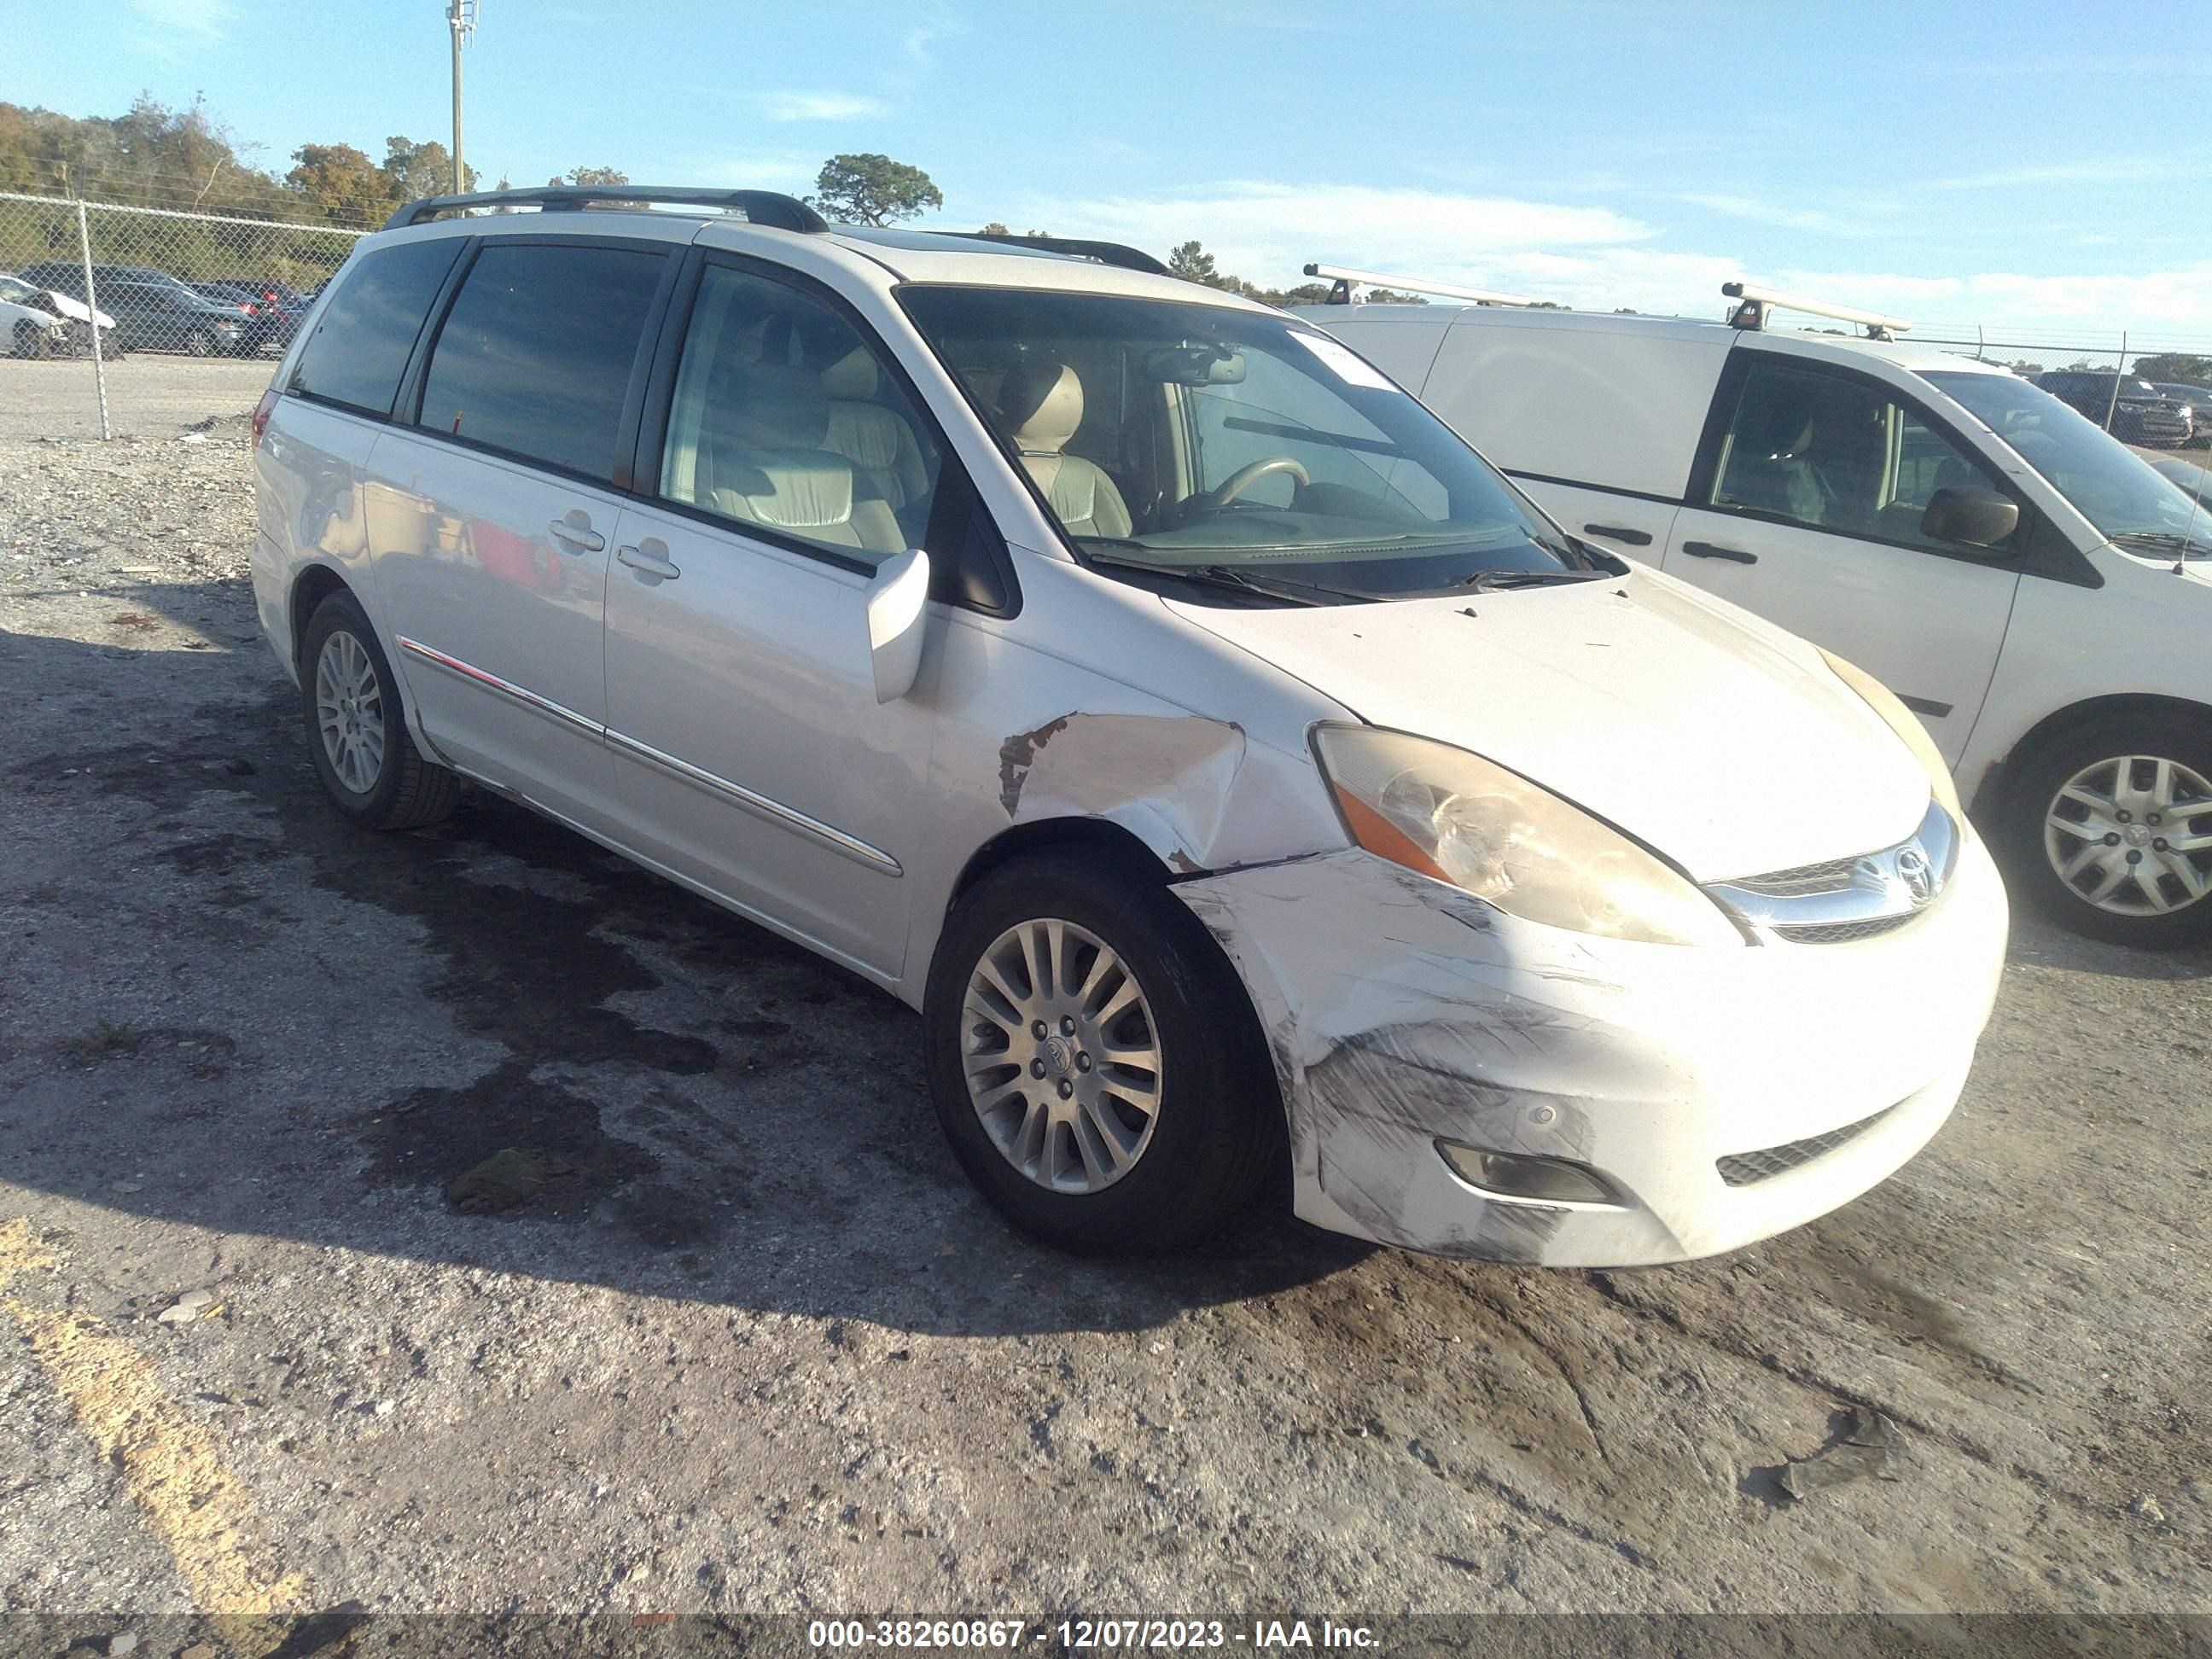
2000 712 2212 946
299 591 463 831
183 328 213 357
923 852 1282 1253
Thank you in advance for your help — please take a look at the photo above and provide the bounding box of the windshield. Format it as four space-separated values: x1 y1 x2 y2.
899 285 1579 602
0 276 40 306
1927 370 2211 552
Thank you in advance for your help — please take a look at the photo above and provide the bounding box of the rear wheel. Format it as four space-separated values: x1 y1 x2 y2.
300 591 463 831
923 852 1281 1253
183 327 214 357
12 319 44 358
2000 711 2212 947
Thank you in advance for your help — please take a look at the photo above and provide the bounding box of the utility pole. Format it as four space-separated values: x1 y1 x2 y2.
448 0 479 195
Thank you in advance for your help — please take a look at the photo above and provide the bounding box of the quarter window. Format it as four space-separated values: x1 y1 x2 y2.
1710 360 2008 551
417 242 666 482
657 263 939 567
289 240 463 418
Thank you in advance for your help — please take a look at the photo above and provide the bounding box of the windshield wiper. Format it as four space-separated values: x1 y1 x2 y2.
1456 568 1617 592
1079 547 1375 605
2113 529 2211 558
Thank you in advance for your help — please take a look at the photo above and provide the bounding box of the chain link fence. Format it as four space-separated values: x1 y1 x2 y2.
1904 326 2212 452
0 190 367 439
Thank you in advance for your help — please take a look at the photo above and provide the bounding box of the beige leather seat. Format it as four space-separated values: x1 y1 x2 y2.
821 346 931 519
692 362 904 557
998 361 1132 538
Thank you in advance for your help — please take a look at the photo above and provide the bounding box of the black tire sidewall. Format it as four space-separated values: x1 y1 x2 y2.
2001 711 2212 947
300 593 413 829
922 853 1280 1253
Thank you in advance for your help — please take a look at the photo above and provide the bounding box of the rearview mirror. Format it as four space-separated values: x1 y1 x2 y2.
1920 485 2018 549
1143 345 1245 386
866 548 932 702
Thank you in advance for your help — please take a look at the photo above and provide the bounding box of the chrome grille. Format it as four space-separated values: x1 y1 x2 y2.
1717 1105 1897 1187
1720 853 1860 898
1773 914 1918 945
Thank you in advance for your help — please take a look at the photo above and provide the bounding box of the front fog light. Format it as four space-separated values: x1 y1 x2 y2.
1436 1140 1621 1206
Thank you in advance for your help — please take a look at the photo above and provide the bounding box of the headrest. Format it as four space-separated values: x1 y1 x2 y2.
725 457 855 530
999 361 1083 456
821 346 880 401
718 361 830 450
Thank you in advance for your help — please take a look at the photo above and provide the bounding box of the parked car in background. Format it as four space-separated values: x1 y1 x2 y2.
1313 283 2212 946
190 281 292 351
0 271 114 358
2151 383 2212 447
2034 370 2192 446
248 185 2008 1266
20 259 258 356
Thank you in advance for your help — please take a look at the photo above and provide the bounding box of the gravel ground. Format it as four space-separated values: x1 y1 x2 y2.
0 410 2207 1630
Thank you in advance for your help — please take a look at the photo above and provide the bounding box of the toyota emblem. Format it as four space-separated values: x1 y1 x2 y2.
1895 846 1934 905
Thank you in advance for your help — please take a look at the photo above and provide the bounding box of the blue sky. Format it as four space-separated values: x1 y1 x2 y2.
12 0 2212 341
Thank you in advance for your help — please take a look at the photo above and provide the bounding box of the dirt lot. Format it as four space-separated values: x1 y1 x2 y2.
0 393 2208 1634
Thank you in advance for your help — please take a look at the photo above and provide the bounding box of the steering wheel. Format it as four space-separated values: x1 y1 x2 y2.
1195 456 1310 510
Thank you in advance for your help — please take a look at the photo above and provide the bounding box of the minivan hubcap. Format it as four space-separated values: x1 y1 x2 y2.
2044 754 2212 917
314 631 386 795
962 918 1163 1193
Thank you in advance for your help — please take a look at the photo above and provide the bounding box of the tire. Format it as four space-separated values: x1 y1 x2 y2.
922 850 1283 1253
12 320 43 359
1998 709 2212 948
184 328 213 358
299 590 463 832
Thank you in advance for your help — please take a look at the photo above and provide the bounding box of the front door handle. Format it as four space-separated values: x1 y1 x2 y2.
1584 522 1653 546
1680 540 1758 564
616 538 681 581
548 510 604 553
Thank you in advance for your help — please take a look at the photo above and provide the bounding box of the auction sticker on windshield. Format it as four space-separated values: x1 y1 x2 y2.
1289 329 1398 391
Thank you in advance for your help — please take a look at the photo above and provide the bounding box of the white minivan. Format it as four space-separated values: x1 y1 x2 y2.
1311 282 2212 948
251 189 2007 1266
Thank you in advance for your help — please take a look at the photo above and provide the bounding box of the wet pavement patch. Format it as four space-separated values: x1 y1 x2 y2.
356 1060 657 1224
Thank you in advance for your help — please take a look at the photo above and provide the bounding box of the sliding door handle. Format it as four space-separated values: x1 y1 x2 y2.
1680 540 1758 564
616 539 681 581
548 511 605 553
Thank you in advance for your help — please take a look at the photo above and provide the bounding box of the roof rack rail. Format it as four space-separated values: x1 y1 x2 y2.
946 232 1170 276
383 186 830 233
1302 262 1536 308
1722 280 1909 341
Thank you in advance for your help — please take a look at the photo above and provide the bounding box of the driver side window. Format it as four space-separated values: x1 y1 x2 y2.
1711 360 2006 552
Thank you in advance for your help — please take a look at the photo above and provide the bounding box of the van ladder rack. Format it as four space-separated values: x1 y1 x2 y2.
947 232 1170 276
1722 280 1909 341
384 186 830 233
1302 263 1537 308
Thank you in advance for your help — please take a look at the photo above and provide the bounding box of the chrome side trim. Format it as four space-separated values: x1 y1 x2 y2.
395 636 603 739
604 728 903 877
1708 799 1959 938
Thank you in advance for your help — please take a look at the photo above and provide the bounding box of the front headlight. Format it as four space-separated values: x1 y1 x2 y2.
1311 724 1743 947
1816 649 1961 819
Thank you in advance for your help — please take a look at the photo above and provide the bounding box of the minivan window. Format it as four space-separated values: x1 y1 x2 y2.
658 263 941 565
418 242 665 481
1711 359 2006 551
899 286 1575 602
290 239 463 418
1929 370 2211 554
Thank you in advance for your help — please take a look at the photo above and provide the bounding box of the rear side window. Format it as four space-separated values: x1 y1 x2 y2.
417 242 666 482
289 240 463 417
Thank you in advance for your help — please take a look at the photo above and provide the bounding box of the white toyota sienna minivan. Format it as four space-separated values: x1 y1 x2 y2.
250 187 2008 1266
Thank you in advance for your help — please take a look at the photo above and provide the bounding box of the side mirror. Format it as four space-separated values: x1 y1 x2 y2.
866 548 932 703
1920 485 2019 549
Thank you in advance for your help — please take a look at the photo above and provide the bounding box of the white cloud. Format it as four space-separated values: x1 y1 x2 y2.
1930 157 2192 189
754 90 892 123
129 0 235 55
692 149 822 195
1666 192 1855 235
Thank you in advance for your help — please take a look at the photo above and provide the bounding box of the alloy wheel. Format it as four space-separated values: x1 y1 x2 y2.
314 629 387 795
961 917 1164 1193
2044 754 2212 917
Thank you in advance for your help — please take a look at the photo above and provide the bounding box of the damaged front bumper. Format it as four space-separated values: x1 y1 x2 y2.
1177 836 2007 1266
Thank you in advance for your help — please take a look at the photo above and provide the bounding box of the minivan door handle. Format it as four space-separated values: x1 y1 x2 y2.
1583 522 1654 546
548 511 605 553
615 539 681 582
1680 540 1758 564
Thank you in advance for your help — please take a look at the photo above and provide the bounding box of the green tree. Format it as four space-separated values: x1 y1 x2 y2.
2133 352 2212 384
806 153 942 226
288 143 399 227
977 220 1010 235
550 166 629 187
1168 239 1225 286
381 136 474 202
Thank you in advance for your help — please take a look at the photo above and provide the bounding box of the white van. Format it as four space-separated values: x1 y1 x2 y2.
1309 280 2212 947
